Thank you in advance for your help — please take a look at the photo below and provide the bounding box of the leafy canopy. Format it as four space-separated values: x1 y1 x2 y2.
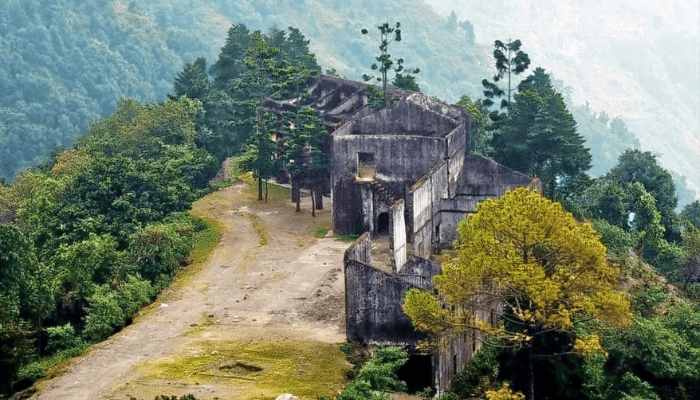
404 188 631 346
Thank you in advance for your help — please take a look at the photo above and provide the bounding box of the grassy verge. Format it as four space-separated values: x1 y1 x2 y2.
155 215 223 300
136 340 350 399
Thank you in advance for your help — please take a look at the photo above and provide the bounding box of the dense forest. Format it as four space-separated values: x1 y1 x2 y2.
3 0 696 208
1 2 699 400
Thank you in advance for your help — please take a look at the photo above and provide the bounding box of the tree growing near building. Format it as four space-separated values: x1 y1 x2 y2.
491 68 591 199
403 188 631 400
361 21 420 107
284 107 329 215
482 39 531 113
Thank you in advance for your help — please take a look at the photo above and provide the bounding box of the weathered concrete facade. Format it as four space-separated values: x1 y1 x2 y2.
271 75 536 393
322 76 533 393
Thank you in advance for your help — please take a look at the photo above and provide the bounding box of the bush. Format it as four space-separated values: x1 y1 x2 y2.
128 218 194 283
591 219 637 259
450 343 500 398
337 346 408 400
116 275 155 319
82 275 154 342
45 324 83 354
82 286 125 341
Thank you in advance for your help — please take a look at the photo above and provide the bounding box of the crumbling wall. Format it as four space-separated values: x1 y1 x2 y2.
409 161 449 258
344 259 425 344
391 199 407 272
433 331 482 394
457 154 533 196
400 256 441 283
344 232 372 265
348 98 458 137
445 123 469 197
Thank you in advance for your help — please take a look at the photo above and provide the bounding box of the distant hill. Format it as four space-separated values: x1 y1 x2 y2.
2 0 696 203
0 0 487 181
429 0 700 199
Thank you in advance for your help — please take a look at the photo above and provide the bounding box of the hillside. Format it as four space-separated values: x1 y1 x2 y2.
429 0 700 197
0 0 488 181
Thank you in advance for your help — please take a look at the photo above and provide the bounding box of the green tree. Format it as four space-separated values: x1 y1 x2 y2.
0 225 53 392
482 39 531 112
456 95 491 154
212 24 251 88
392 73 420 92
608 150 678 238
361 22 420 107
403 189 631 400
491 68 591 198
173 57 210 100
681 200 700 228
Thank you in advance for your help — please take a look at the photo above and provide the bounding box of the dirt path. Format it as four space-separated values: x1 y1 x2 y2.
34 182 349 400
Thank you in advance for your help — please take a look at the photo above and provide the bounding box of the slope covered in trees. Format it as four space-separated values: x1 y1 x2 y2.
430 0 700 198
3 0 696 206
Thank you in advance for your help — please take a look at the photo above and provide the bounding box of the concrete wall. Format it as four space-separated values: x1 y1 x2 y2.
344 260 425 344
391 199 407 272
346 98 458 137
457 154 533 196
409 161 449 258
434 331 482 394
344 232 372 265
332 134 446 183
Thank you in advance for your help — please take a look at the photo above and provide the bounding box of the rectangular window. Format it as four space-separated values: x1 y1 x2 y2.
357 152 376 180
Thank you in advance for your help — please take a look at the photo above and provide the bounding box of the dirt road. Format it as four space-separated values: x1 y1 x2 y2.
34 182 349 400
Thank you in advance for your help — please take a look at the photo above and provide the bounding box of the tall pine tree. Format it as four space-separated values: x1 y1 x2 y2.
492 68 591 198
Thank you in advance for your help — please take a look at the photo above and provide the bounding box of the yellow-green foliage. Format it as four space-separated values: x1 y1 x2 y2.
138 340 349 399
485 383 525 400
403 188 631 350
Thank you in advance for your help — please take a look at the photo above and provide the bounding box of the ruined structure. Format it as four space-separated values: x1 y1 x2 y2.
269 75 537 393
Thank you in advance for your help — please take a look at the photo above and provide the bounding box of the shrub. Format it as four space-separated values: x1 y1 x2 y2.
337 346 408 400
45 324 82 354
450 343 500 398
82 276 154 342
591 219 637 259
128 218 194 283
82 286 124 341
115 275 155 319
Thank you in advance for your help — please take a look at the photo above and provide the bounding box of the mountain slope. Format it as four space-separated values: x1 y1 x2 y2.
428 0 700 197
0 0 487 181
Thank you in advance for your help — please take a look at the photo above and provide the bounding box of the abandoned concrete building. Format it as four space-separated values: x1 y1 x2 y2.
268 75 536 393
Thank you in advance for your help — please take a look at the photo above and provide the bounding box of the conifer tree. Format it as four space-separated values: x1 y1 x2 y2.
212 24 251 88
361 21 420 107
491 68 591 198
173 57 210 100
482 39 531 113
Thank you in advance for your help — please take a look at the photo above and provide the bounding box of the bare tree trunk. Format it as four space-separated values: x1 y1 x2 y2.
528 346 535 400
264 180 269 202
257 174 263 201
314 190 323 210
292 180 301 212
311 189 316 217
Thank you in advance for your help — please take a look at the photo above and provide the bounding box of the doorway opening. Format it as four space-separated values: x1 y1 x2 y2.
397 353 433 393
376 212 390 235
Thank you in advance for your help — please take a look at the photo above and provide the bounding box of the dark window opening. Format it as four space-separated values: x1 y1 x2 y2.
435 224 441 242
376 212 390 235
357 152 376 179
398 353 433 393
490 309 496 326
453 354 458 372
472 331 477 352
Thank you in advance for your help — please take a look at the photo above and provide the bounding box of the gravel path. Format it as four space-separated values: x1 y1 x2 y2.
33 183 347 400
